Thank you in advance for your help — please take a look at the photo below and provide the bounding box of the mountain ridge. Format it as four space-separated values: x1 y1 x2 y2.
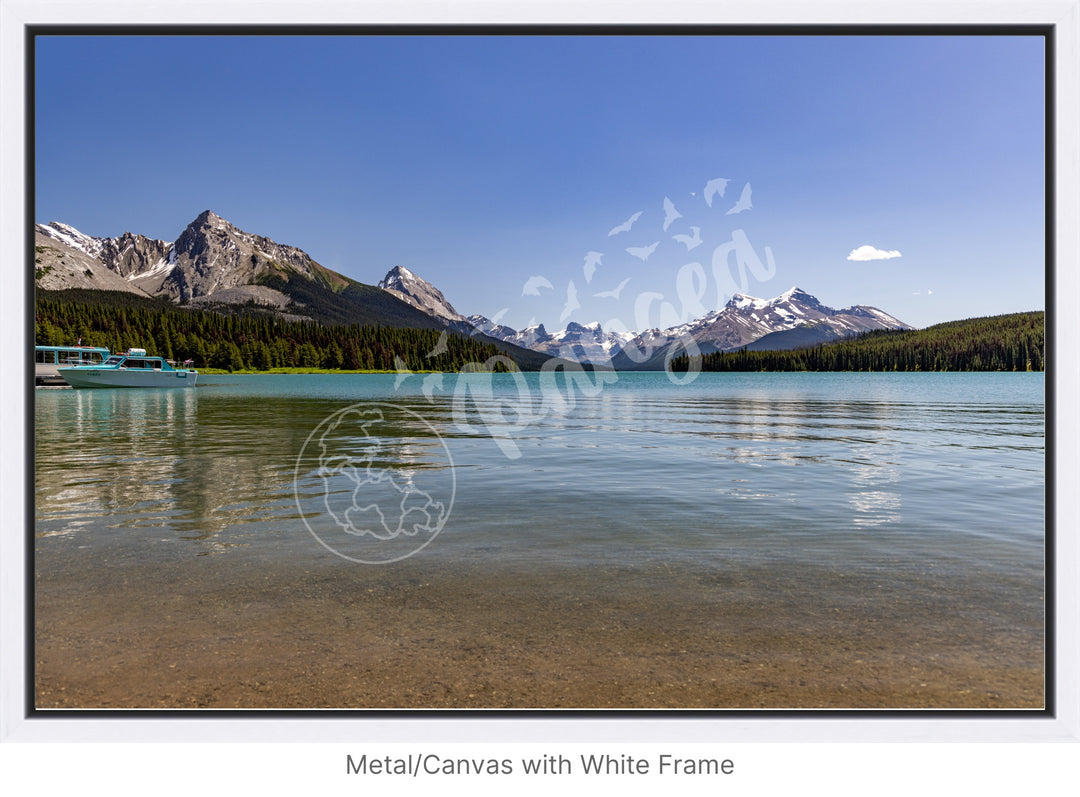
35 213 562 368
469 284 911 369
34 212 473 332
34 212 910 371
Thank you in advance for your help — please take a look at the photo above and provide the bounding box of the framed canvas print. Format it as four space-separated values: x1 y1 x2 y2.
4 3 1078 789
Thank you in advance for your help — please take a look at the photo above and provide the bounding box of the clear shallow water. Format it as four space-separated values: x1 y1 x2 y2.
34 371 1045 707
36 371 1044 571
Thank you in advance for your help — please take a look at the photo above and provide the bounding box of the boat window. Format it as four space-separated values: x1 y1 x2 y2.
35 350 57 364
104 356 124 365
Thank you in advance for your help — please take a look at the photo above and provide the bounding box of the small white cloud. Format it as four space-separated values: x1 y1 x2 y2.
847 244 902 261
927 289 933 295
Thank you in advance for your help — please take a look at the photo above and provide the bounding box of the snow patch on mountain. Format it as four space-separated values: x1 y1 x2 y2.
36 222 106 259
476 285 910 367
469 315 634 365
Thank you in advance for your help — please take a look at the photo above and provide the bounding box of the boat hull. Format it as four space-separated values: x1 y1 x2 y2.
58 368 198 388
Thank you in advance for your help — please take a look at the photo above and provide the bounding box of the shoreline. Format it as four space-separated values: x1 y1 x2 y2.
197 367 445 375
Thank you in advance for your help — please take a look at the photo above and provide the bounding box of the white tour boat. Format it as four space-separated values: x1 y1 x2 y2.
58 348 198 388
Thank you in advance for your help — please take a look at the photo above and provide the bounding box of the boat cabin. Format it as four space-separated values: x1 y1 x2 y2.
103 349 174 371
35 344 111 385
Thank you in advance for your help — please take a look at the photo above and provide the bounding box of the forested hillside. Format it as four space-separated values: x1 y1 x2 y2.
670 311 1044 373
35 290 516 372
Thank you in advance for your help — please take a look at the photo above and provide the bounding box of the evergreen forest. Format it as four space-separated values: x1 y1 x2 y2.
670 312 1044 373
36 290 1045 374
35 290 515 372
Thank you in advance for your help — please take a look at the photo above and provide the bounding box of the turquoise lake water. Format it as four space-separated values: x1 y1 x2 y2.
36 371 1045 568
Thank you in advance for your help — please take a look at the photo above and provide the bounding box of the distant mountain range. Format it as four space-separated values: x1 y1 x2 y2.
467 317 637 364
470 286 910 369
35 211 911 369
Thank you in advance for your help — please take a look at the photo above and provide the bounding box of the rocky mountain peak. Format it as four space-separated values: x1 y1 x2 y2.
177 210 240 248
775 286 821 306
190 209 232 230
98 232 172 280
378 265 465 324
382 265 416 283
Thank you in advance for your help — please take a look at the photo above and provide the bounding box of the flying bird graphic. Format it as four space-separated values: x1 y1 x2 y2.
626 241 660 262
704 177 730 207
426 331 449 358
672 226 702 251
489 307 510 324
393 356 413 390
594 277 632 300
560 280 580 322
608 211 643 236
725 183 752 215
662 197 683 232
522 275 555 296
422 372 444 400
583 251 603 284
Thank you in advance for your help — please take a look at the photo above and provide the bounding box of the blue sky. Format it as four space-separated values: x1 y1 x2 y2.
35 33 1045 331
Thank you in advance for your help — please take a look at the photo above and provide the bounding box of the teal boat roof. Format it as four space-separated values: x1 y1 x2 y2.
36 345 110 354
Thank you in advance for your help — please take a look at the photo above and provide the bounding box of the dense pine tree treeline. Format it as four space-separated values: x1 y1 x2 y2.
37 290 1044 374
670 312 1044 373
35 290 515 372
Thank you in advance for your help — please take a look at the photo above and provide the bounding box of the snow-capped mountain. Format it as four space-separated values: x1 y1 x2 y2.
35 212 910 371
679 286 907 350
467 317 635 364
35 211 347 308
467 313 519 342
35 211 490 336
472 286 910 369
37 221 110 260
609 286 909 368
36 222 160 297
